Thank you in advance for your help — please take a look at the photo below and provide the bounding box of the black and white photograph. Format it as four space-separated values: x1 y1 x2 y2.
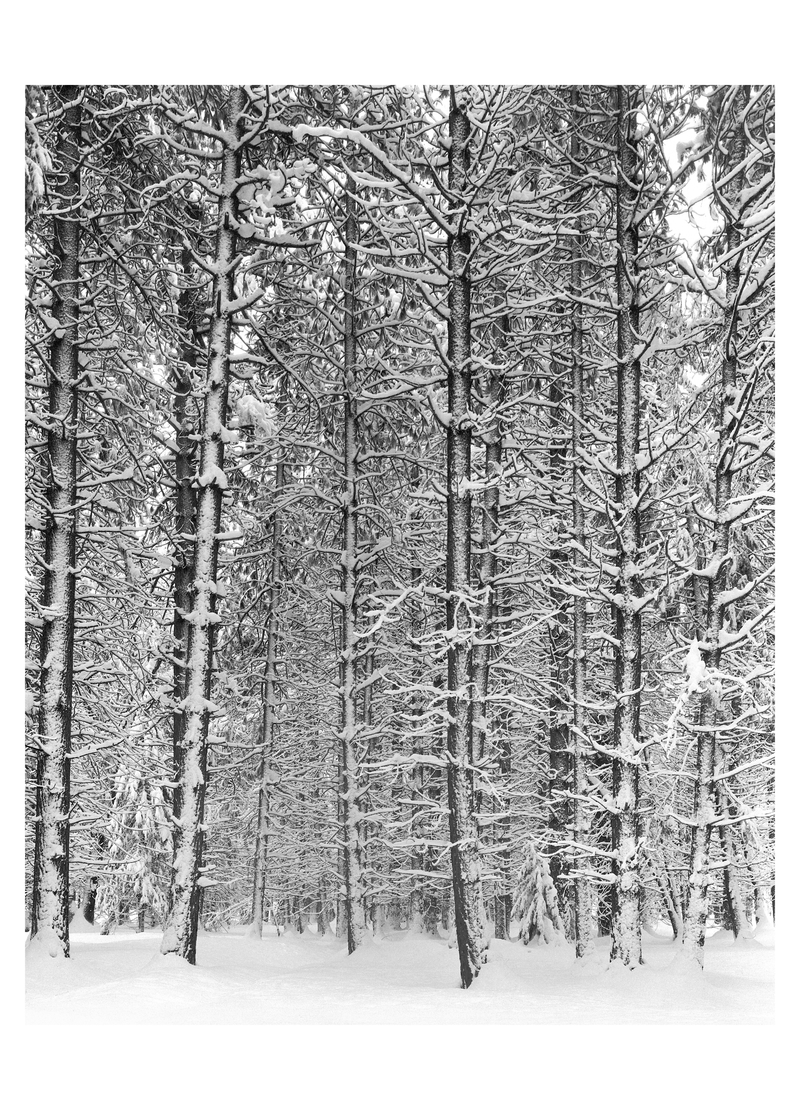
22 71 779 1040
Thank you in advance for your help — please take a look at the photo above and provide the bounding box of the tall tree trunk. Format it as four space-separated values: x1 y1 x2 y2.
339 183 367 954
609 85 644 967
570 87 593 959
472 323 504 779
359 637 378 931
492 588 513 941
473 305 507 871
408 475 426 931
30 86 81 958
717 803 750 938
475 308 511 942
681 87 748 968
171 237 199 854
249 375 288 938
547 325 570 896
423 630 449 934
161 86 246 964
473 311 503 933
445 87 486 987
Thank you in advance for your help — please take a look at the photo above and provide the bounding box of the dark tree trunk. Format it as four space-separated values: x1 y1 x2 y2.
161 86 247 964
609 85 644 968
408 478 427 930
547 326 571 896
30 85 81 959
338 183 367 953
493 668 514 945
445 88 487 988
250 374 288 938
569 86 594 959
82 878 98 925
171 234 200 846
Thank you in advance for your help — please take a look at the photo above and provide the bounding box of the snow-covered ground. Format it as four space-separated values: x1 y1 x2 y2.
26 919 774 1025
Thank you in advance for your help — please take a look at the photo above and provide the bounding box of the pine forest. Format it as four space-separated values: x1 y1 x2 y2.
24 83 775 1025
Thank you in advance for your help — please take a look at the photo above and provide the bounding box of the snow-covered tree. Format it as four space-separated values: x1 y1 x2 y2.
511 841 566 946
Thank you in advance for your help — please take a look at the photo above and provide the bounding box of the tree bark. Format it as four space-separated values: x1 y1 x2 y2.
161 86 247 964
339 183 367 954
249 375 288 938
492 594 513 941
473 308 506 934
570 88 593 960
30 85 81 958
171 234 200 845
476 309 511 942
472 313 505 780
717 806 750 938
408 471 427 931
609 85 644 967
445 88 487 987
547 324 571 896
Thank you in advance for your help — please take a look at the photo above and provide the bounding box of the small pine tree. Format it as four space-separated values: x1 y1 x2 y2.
511 842 566 945
97 749 172 931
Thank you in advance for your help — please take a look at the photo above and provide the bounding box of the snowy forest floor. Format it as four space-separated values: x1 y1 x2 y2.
26 919 774 1024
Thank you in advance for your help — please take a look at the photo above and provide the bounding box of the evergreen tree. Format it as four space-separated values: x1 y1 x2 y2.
511 841 566 945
